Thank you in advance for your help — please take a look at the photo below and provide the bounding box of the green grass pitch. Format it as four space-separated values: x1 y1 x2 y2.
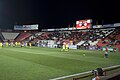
0 47 120 80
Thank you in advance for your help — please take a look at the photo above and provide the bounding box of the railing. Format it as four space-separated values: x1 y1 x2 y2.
50 65 120 80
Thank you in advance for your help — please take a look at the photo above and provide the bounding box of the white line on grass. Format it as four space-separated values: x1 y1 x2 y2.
50 65 120 80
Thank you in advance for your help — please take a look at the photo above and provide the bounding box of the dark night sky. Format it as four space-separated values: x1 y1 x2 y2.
0 0 120 29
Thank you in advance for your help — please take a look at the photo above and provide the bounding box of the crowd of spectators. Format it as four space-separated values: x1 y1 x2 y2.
31 28 116 49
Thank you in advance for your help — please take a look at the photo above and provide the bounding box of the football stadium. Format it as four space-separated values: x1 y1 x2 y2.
0 19 120 80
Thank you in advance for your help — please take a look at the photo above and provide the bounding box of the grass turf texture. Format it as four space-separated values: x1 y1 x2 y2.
0 47 120 80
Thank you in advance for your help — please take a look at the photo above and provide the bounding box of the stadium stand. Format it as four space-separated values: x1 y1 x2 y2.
0 32 4 41
76 41 85 46
30 27 120 51
15 32 32 42
2 32 19 41
0 23 120 51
